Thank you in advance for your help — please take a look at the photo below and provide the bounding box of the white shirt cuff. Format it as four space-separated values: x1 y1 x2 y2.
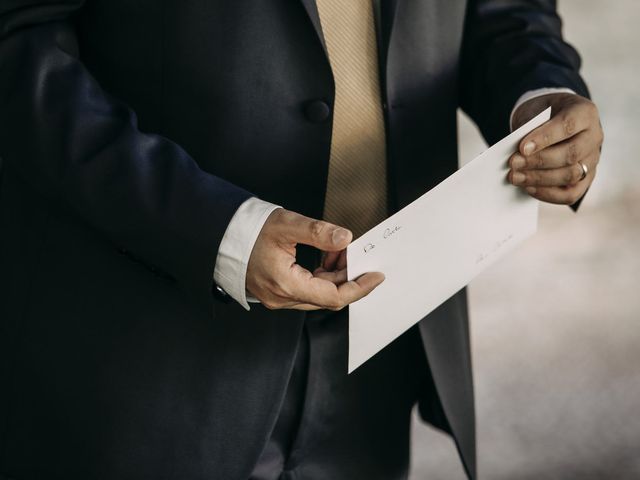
213 197 282 310
510 87 576 131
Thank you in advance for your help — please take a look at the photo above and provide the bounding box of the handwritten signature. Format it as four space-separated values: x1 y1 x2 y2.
475 233 514 264
363 225 402 253
383 225 402 239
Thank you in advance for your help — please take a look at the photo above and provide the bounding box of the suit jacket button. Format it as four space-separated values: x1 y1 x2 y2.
304 100 331 123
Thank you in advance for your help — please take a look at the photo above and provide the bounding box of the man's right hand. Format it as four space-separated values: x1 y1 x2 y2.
246 208 384 311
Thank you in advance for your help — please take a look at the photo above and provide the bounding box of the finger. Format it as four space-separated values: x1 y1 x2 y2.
335 250 348 271
332 272 386 309
524 166 595 205
509 162 586 188
290 269 384 310
280 211 352 252
312 267 348 285
519 101 597 156
322 250 342 271
283 263 344 308
513 150 599 188
510 130 596 171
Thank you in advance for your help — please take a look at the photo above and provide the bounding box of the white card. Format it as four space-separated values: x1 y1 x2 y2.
346 108 551 373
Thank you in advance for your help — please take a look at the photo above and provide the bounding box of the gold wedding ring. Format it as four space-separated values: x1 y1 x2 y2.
578 161 588 181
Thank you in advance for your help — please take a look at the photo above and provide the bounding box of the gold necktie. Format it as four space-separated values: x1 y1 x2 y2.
315 0 388 239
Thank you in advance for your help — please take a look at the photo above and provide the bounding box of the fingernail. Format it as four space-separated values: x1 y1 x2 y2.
526 187 537 194
511 155 526 169
512 172 526 185
332 228 350 246
523 141 536 156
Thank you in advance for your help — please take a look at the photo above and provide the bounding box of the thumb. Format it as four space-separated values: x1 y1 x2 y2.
284 213 352 251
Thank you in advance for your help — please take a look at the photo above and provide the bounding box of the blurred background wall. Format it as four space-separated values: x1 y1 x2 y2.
410 0 640 478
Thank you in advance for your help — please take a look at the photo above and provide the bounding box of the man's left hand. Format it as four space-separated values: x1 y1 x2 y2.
509 93 603 205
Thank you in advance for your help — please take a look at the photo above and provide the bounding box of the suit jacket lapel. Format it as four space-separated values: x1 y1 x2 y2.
299 0 328 56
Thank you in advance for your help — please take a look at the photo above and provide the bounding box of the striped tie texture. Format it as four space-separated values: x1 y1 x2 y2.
315 0 388 239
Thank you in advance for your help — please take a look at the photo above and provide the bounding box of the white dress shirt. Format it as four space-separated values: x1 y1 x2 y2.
214 88 576 310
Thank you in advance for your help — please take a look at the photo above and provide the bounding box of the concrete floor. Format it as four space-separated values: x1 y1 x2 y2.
410 1 640 478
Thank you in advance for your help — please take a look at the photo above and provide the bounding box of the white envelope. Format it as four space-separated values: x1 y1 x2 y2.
346 108 551 373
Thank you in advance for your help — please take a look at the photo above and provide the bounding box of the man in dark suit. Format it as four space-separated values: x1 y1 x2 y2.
0 0 602 479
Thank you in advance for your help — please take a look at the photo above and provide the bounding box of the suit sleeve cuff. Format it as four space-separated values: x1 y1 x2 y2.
510 87 576 131
213 197 282 310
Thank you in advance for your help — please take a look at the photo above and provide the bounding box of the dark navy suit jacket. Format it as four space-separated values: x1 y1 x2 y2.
0 1 588 478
